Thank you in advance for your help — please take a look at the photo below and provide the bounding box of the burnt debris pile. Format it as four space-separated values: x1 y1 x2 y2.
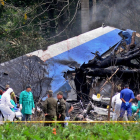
65 29 140 121
70 99 113 121
65 29 140 100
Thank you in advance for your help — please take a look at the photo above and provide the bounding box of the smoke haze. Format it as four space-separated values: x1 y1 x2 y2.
90 0 140 33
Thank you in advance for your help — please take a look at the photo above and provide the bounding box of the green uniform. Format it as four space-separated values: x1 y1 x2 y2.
132 101 140 118
10 99 16 112
137 101 140 118
57 98 66 121
138 101 140 109
43 97 57 126
19 90 35 115
43 97 57 116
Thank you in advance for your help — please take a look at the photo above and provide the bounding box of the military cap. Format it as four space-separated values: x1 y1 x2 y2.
46 90 53 94
57 91 63 95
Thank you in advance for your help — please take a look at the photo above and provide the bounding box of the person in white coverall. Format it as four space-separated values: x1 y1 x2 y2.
0 88 15 121
112 92 128 121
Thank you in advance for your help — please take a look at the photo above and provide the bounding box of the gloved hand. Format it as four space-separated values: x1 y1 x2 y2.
32 108 35 114
125 102 129 106
14 107 18 111
20 104 22 110
133 113 137 116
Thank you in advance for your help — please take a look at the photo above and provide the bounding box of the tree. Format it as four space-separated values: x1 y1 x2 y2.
81 0 89 33
0 0 81 62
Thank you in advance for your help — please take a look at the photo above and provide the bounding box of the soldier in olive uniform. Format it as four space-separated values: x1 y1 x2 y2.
57 91 66 127
43 90 57 126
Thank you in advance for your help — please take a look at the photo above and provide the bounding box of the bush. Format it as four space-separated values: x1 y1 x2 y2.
0 122 139 140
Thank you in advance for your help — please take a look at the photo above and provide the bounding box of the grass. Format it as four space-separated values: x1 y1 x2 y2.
0 122 140 140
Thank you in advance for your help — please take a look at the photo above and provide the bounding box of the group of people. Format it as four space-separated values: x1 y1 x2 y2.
0 85 73 126
111 84 139 121
2 83 140 123
0 85 35 121
42 90 73 127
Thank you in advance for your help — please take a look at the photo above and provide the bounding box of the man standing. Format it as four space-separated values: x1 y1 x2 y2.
5 85 17 104
57 91 66 127
119 85 135 120
42 90 57 126
133 94 140 118
0 88 15 121
112 91 128 121
19 85 35 121
63 97 73 126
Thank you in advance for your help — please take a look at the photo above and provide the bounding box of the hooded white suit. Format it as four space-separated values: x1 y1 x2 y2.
0 88 15 121
112 92 128 121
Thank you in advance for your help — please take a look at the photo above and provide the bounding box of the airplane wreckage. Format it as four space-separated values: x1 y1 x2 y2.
1 26 140 121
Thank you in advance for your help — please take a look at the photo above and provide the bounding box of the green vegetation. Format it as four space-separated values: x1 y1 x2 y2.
0 0 80 63
0 122 140 140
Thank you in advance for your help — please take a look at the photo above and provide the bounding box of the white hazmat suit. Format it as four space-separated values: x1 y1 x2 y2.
0 88 15 121
112 92 128 121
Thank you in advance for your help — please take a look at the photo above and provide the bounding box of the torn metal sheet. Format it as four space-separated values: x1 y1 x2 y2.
91 107 113 116
70 100 113 121
92 94 101 101
92 94 110 104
